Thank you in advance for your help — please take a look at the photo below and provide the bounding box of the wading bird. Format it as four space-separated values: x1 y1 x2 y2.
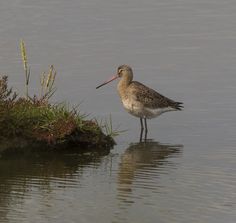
96 65 183 141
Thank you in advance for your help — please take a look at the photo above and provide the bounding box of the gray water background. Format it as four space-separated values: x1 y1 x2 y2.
0 0 236 222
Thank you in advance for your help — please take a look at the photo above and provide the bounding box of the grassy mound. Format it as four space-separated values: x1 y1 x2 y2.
0 76 115 153
0 41 116 153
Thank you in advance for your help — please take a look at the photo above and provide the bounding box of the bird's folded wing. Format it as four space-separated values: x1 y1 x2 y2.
130 81 183 110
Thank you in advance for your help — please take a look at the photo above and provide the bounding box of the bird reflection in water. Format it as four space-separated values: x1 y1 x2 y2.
117 140 183 203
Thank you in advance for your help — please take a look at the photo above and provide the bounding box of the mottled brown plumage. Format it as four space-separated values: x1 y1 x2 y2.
127 81 183 110
96 65 183 141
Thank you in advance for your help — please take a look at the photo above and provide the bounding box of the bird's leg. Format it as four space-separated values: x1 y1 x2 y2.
139 118 144 142
144 118 148 141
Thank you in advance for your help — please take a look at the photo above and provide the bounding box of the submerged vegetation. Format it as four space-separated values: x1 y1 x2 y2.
0 41 115 153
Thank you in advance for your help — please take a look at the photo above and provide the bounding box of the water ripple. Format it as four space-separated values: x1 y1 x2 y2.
117 141 183 202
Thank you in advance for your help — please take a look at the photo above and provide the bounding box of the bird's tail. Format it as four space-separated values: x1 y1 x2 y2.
173 102 184 110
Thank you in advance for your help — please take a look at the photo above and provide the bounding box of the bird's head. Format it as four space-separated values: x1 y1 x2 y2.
117 65 133 78
96 65 133 89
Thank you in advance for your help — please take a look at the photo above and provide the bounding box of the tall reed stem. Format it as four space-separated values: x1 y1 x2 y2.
20 40 30 99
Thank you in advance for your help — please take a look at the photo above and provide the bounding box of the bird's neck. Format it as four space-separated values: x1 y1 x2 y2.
117 74 132 99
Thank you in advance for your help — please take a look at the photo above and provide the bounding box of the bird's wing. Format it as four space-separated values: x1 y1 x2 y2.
129 81 183 110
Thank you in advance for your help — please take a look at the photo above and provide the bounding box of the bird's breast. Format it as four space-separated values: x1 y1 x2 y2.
121 98 176 119
121 98 145 118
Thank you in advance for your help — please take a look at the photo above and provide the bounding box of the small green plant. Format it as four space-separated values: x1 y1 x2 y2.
20 40 57 102
96 114 125 137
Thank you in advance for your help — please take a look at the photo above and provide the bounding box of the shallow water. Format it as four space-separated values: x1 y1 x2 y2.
0 0 236 222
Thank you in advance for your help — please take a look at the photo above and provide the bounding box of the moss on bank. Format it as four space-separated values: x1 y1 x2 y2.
0 76 115 153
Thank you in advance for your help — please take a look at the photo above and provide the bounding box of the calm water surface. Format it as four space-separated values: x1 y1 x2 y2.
0 0 236 222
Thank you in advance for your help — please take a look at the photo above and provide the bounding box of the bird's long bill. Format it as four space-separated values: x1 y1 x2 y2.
96 75 119 89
